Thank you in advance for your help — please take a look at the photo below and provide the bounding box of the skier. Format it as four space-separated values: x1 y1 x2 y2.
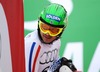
25 3 77 72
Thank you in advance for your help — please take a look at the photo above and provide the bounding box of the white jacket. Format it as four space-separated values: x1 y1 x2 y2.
25 30 61 72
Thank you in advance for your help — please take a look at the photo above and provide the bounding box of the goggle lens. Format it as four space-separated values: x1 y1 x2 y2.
39 21 63 36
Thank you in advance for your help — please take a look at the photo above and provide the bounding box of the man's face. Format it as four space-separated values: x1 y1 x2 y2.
40 31 57 44
39 21 63 43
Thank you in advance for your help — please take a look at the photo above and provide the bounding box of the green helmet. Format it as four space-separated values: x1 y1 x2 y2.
39 3 68 28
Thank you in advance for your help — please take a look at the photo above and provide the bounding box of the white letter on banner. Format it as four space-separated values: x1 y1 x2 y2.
63 42 83 71
88 42 100 72
0 3 12 72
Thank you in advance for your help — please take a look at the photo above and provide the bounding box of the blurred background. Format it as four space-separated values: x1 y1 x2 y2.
24 0 100 72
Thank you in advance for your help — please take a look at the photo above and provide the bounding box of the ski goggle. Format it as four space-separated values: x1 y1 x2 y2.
39 21 63 36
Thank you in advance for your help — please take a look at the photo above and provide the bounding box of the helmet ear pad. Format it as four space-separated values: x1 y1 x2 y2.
37 20 64 44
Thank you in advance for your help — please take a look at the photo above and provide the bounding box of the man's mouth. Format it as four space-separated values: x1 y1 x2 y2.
43 34 52 39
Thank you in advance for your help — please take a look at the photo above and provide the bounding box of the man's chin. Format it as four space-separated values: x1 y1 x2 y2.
42 39 52 44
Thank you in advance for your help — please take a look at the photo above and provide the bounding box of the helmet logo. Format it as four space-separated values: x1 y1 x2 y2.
46 14 60 22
